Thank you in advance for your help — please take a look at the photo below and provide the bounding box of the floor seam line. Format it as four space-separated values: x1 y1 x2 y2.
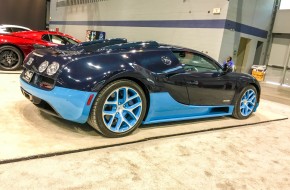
0 117 287 165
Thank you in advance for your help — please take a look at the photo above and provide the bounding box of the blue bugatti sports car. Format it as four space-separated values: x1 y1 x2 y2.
20 38 260 138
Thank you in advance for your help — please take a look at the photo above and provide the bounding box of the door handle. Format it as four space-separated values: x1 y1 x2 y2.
187 81 199 85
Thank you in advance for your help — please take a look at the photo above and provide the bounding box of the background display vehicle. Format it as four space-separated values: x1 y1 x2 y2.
0 24 32 34
20 40 260 138
0 31 80 70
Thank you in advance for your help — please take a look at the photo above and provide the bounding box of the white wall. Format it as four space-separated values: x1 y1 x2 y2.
265 7 290 84
50 0 229 21
268 37 290 67
226 0 274 30
49 0 274 66
280 0 290 9
219 0 274 67
49 0 230 60
273 10 290 33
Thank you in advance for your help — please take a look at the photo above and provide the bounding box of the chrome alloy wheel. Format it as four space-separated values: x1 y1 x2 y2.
240 89 256 116
102 87 142 133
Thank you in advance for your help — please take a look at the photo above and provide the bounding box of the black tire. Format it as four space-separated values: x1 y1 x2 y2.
232 85 257 119
88 79 147 138
0 45 23 71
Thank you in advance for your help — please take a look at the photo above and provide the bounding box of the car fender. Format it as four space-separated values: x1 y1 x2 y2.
232 73 261 103
56 54 156 92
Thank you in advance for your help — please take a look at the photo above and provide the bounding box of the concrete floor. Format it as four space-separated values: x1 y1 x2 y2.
0 73 290 189
260 82 290 106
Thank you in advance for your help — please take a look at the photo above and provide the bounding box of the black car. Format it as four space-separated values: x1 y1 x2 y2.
20 39 260 137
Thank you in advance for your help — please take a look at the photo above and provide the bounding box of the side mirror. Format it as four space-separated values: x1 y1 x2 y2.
222 64 233 74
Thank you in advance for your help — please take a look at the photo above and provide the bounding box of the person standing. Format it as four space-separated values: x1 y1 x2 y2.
223 56 235 71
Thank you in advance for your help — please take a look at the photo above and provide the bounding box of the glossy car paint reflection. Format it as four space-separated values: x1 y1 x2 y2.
20 39 260 127
0 31 80 57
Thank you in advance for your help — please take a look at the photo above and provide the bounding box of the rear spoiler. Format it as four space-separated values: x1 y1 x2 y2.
97 41 159 53
57 38 128 51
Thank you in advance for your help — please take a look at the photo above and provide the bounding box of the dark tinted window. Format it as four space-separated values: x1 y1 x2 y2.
5 28 13 32
11 28 28 32
42 34 51 42
173 51 221 72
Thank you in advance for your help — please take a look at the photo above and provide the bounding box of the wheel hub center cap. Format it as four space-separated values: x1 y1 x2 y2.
5 55 12 63
117 105 124 112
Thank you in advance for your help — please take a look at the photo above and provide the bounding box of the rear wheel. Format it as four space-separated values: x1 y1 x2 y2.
232 85 257 119
0 46 23 71
88 80 147 138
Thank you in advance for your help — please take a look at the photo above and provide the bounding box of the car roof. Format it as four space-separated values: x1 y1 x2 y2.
159 43 218 61
12 30 63 34
11 30 73 38
0 24 31 30
9 30 81 43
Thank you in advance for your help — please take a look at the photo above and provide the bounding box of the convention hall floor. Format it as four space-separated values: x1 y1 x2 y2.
0 72 289 189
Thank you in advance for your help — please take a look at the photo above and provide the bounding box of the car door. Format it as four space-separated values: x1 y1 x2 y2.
131 49 190 105
174 51 236 106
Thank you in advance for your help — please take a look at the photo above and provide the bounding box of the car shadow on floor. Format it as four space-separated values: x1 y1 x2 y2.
36 108 234 138
20 100 265 139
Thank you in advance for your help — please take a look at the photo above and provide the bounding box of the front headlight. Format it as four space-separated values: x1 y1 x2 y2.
46 62 59 75
38 61 49 73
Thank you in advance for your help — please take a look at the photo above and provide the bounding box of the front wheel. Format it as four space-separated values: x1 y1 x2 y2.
232 85 257 119
88 80 147 138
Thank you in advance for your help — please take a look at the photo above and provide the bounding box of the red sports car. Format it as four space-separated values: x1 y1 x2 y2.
0 31 81 70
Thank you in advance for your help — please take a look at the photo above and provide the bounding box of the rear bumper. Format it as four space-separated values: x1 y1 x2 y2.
20 79 97 123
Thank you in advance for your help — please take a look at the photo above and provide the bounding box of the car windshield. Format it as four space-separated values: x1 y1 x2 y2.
42 34 79 45
173 51 222 72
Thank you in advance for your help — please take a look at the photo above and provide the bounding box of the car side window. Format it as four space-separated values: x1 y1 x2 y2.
51 35 67 45
42 34 78 45
42 34 65 44
12 28 27 32
5 28 13 33
42 34 51 42
61 36 79 45
173 51 221 72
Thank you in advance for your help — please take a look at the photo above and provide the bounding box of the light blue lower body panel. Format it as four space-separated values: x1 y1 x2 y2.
143 92 234 125
20 79 97 123
254 103 259 112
